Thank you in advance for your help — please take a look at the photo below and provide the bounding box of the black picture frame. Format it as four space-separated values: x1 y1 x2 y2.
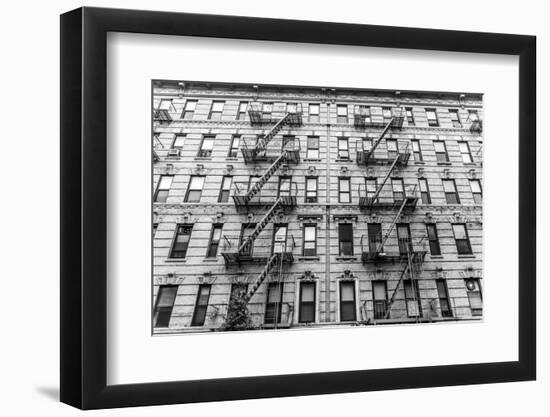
60 6 536 410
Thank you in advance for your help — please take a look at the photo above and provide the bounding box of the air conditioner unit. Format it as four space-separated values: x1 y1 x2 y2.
167 149 180 157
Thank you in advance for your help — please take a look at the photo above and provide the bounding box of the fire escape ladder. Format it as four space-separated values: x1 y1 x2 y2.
364 117 394 160
370 153 401 204
237 198 283 256
243 252 281 303
255 113 291 153
374 196 409 255
384 258 411 319
244 152 288 203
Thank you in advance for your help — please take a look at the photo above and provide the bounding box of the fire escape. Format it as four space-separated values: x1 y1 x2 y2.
355 106 426 321
221 102 302 304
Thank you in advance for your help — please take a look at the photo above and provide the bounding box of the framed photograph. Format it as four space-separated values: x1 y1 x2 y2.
60 6 536 409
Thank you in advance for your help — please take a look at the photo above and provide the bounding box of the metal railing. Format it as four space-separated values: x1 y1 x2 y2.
358 183 418 207
221 233 296 259
231 181 299 205
355 140 410 165
353 106 405 128
360 235 427 260
248 102 303 125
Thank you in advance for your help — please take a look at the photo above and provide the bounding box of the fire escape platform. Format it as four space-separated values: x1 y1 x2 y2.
221 251 294 266
358 196 418 210
353 116 405 129
361 250 427 265
232 195 297 208
241 148 300 164
356 151 410 166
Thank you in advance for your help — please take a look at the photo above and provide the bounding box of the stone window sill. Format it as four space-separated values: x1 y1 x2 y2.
458 254 476 259
165 258 187 263
298 256 321 261
336 256 357 261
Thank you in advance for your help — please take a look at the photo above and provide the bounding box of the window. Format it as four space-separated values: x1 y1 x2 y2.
339 281 356 321
185 176 205 202
154 175 173 203
299 282 316 323
406 107 415 125
404 281 421 317
468 110 479 122
228 135 240 158
368 223 382 253
459 141 473 163
338 137 349 159
426 224 441 256
338 177 351 203
397 224 412 255
465 278 482 316
419 178 431 204
338 223 353 256
391 178 405 202
282 135 295 151
306 136 320 159
305 177 318 203
434 141 449 163
153 285 178 328
236 101 248 120
208 101 224 120
436 279 452 317
265 282 283 324
278 176 292 198
191 284 211 326
411 139 423 161
309 103 320 122
365 177 377 198
197 135 214 157
218 176 232 203
247 175 260 191
230 283 248 302
172 134 185 149
153 223 158 237
286 103 298 113
426 108 439 126
337 104 348 123
470 179 482 204
272 224 288 253
240 224 256 257
182 100 197 119
362 138 373 153
372 281 387 320
170 224 193 258
262 102 273 118
382 106 392 122
359 105 371 123
449 109 462 127
452 224 472 255
387 139 398 159
303 224 317 256
206 224 223 258
443 179 460 204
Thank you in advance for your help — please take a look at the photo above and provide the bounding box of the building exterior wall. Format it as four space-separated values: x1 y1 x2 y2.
152 81 483 334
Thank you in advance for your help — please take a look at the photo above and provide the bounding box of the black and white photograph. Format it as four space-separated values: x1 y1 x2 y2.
152 81 484 334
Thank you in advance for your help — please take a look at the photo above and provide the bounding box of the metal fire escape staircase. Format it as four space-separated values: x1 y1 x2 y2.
223 107 302 304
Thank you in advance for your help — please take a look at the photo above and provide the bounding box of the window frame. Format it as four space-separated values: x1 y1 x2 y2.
197 135 215 157
470 179 483 204
338 177 351 203
191 284 212 326
452 223 473 255
182 99 197 120
208 100 225 120
154 175 173 203
459 141 474 163
419 178 431 204
426 223 441 256
302 223 317 256
306 136 320 159
434 140 449 163
264 282 284 324
236 101 248 120
336 104 348 123
405 107 415 125
339 281 356 322
308 103 320 122
172 134 185 149
218 176 233 203
465 278 483 316
185 175 205 203
337 137 350 160
372 280 388 320
153 285 178 328
426 108 439 127
299 281 316 323
205 224 223 258
436 279 453 317
169 224 193 259
305 176 318 203
391 177 405 202
228 135 240 158
411 139 423 162
338 223 354 256
449 109 462 128
443 179 460 204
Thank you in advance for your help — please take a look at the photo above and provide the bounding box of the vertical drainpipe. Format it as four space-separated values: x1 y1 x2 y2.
325 101 331 323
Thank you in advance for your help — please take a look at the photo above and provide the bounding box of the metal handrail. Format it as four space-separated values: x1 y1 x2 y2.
358 182 418 204
232 181 299 198
360 235 426 255
222 233 296 253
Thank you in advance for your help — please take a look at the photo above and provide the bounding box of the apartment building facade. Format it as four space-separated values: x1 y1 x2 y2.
152 80 483 334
